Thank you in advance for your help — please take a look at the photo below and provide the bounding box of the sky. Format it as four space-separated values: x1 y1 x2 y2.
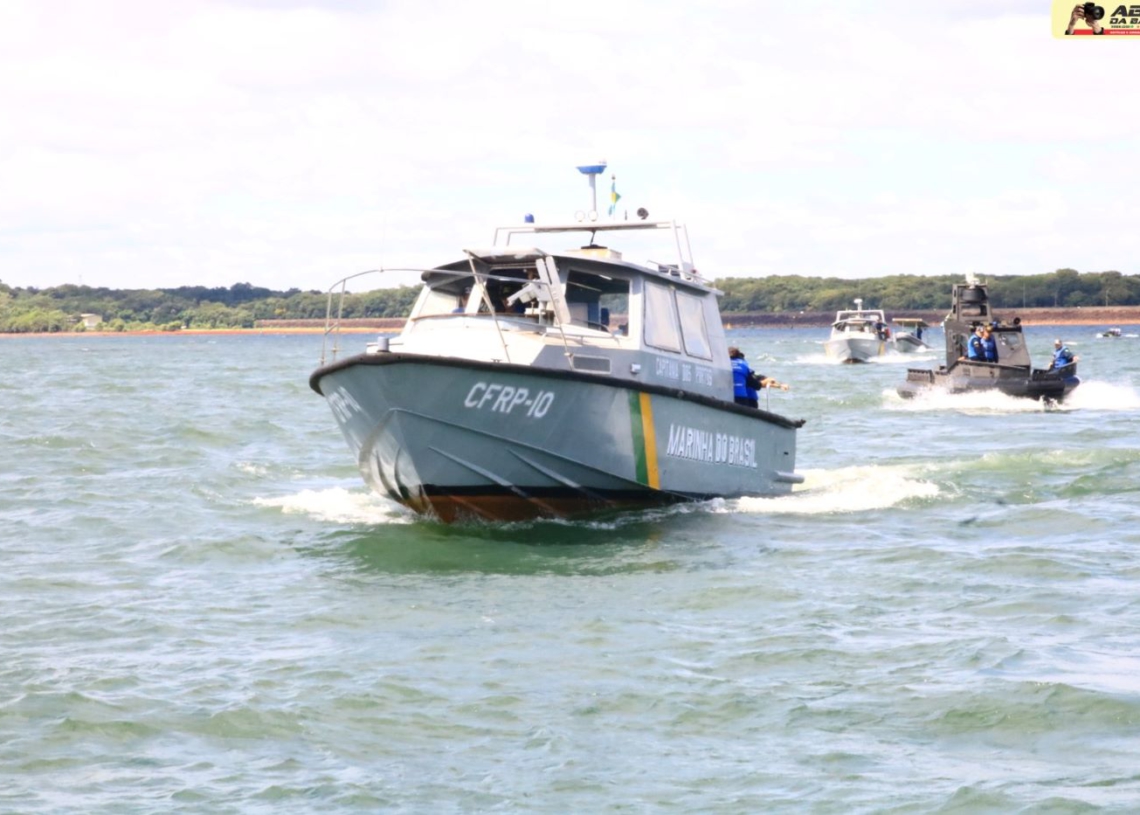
2 0 1137 293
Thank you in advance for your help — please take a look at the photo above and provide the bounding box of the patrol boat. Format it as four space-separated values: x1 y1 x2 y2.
896 274 1080 402
309 170 805 522
890 318 931 353
824 299 889 363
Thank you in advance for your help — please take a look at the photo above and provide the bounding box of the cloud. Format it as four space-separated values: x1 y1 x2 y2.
0 0 1136 291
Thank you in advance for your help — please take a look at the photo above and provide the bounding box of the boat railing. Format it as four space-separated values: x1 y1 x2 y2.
319 267 625 367
321 268 396 366
491 219 707 285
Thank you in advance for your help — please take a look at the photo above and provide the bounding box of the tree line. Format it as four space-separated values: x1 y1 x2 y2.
0 268 1134 333
714 269 1137 313
0 281 420 333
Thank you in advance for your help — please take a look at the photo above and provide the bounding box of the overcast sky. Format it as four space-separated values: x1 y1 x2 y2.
2 0 1136 292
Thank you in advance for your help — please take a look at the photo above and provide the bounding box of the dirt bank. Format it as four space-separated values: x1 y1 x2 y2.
723 306 1140 328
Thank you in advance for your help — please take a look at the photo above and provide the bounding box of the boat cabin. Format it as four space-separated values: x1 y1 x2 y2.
942 279 1031 368
831 299 889 338
390 220 736 401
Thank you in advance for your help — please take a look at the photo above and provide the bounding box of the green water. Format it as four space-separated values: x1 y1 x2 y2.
2 328 1140 812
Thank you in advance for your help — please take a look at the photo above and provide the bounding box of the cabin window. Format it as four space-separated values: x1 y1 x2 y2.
415 283 469 317
643 281 682 352
998 333 1023 353
676 291 712 359
566 271 630 331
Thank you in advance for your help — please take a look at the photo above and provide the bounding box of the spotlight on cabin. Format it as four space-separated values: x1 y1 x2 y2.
637 207 649 220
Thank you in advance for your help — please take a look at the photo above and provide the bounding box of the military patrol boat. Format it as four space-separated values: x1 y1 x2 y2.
896 274 1080 402
310 174 805 523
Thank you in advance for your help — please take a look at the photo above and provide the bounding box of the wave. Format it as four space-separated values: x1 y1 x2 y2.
881 379 1140 414
882 387 1052 414
797 350 935 366
252 487 413 524
732 463 941 515
1053 380 1140 412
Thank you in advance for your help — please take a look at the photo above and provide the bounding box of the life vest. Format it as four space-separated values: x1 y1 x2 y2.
731 357 757 400
967 334 985 360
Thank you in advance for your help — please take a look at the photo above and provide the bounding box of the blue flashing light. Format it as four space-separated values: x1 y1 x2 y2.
524 213 534 223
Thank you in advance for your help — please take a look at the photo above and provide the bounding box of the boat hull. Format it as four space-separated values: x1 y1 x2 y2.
825 336 886 363
896 362 1080 402
312 354 803 522
891 334 929 354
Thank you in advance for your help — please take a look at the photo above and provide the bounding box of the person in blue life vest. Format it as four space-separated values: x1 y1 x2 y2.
729 347 789 408
981 326 998 363
1051 338 1078 369
964 325 986 361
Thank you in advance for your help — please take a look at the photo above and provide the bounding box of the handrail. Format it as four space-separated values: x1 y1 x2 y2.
318 266 620 366
319 267 423 366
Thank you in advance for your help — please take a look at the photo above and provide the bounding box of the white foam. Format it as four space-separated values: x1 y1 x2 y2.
882 386 1048 414
731 464 940 515
797 348 932 366
1053 380 1140 412
253 487 413 524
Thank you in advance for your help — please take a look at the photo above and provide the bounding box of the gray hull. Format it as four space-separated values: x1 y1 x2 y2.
897 361 1080 402
891 333 929 353
312 354 802 522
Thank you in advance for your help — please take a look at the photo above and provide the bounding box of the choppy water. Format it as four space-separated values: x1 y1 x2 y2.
3 327 1140 813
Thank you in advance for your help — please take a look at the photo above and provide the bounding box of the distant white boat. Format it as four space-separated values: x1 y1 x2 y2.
1099 327 1123 338
824 299 888 363
891 318 930 353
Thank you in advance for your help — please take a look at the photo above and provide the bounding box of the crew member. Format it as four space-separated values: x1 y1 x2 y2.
730 347 789 408
730 346 759 407
981 327 998 363
966 326 986 361
1051 338 1077 369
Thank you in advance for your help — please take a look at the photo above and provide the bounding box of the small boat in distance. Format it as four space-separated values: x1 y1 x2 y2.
1099 327 1123 338
897 274 1080 403
824 298 889 363
309 165 805 523
891 318 930 354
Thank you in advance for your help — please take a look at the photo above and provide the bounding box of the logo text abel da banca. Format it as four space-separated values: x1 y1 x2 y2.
1109 4 1140 22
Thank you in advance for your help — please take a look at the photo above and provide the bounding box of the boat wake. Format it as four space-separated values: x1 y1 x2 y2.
1050 381 1140 412
882 387 1052 414
797 350 932 366
882 380 1140 414
731 463 940 515
253 487 413 524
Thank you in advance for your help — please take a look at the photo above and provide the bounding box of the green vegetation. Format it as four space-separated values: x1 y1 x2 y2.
715 269 1139 313
0 280 420 333
0 268 1135 333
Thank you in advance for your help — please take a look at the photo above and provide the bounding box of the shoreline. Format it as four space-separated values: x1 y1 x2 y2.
3 308 1140 337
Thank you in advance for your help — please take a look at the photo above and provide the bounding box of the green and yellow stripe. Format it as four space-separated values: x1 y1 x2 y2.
628 391 660 489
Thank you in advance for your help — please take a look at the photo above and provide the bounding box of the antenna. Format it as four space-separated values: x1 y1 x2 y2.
575 160 607 217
